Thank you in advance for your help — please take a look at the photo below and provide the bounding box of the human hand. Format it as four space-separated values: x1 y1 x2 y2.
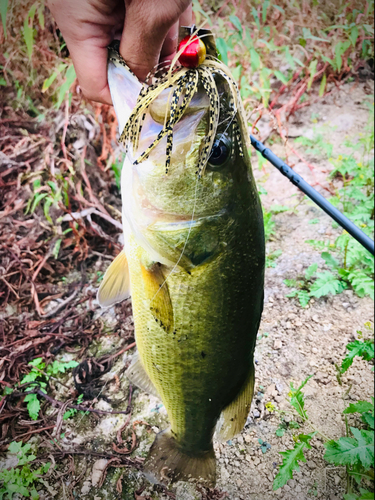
47 0 192 104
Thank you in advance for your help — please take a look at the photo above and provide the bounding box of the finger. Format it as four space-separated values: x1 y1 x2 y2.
67 39 113 105
179 4 193 27
160 5 193 65
160 21 179 59
120 10 172 81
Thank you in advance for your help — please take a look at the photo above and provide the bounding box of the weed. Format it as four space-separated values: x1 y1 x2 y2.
63 394 84 420
336 323 374 383
295 129 334 159
285 109 374 307
197 0 374 112
111 154 125 190
259 439 272 454
273 334 375 497
20 358 78 421
308 482 319 498
0 441 51 500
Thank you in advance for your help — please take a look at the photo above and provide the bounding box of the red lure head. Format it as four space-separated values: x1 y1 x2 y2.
178 35 207 68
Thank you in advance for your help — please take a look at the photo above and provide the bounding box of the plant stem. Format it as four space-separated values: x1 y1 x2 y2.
32 367 72 392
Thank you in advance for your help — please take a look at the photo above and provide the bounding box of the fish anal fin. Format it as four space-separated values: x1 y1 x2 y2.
97 250 131 308
215 365 255 441
126 352 160 399
141 263 173 334
145 429 216 487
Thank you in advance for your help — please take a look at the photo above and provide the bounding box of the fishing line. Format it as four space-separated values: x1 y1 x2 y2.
149 171 200 309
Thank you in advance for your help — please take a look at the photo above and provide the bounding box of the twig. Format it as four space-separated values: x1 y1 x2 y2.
13 389 132 416
33 449 144 469
32 367 73 392
40 289 79 319
0 425 56 446
106 342 136 362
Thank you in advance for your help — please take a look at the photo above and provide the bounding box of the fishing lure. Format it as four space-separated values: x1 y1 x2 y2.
109 27 245 177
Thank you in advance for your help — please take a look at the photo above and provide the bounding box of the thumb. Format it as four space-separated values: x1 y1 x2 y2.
119 2 189 81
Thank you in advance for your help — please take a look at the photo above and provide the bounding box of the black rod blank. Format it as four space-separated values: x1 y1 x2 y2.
250 135 375 256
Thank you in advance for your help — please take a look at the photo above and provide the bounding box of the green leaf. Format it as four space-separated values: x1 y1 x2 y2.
23 4 37 60
262 0 270 22
349 26 359 47
42 71 59 93
362 412 375 430
53 239 62 259
29 357 44 368
321 252 339 269
37 3 44 30
343 401 374 415
341 340 375 374
229 15 242 35
324 428 374 469
30 193 48 214
274 70 289 85
289 376 313 420
0 0 8 38
305 263 318 280
359 490 374 500
250 48 261 71
348 271 374 300
273 434 315 490
31 488 39 500
56 64 76 109
21 371 39 385
308 60 318 91
47 360 79 375
252 7 260 30
24 394 40 421
319 73 327 97
298 290 310 308
216 37 228 66
309 271 346 298
276 428 285 437
335 40 351 72
270 205 289 214
8 441 23 455
284 279 298 288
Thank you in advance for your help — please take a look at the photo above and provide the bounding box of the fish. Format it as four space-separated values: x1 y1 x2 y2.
98 31 265 487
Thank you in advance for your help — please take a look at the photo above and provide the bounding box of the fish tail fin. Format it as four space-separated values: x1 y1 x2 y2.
144 429 216 487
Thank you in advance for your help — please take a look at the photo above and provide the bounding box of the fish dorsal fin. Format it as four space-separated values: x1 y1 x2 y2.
215 364 255 441
126 352 160 399
141 263 173 334
97 251 131 307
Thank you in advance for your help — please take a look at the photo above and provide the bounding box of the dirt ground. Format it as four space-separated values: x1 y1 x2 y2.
1 81 374 500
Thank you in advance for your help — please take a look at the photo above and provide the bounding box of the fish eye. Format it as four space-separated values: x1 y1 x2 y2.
208 134 232 168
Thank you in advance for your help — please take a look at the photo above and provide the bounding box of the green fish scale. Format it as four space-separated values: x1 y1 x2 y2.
129 179 264 453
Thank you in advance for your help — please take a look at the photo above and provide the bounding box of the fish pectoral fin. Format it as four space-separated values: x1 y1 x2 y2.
144 429 216 487
97 250 131 307
126 352 160 399
215 364 255 442
141 263 173 334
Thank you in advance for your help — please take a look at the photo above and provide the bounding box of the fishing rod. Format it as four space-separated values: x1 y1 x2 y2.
250 135 375 256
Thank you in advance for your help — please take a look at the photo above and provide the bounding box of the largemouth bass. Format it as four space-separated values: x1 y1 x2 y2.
98 31 265 486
